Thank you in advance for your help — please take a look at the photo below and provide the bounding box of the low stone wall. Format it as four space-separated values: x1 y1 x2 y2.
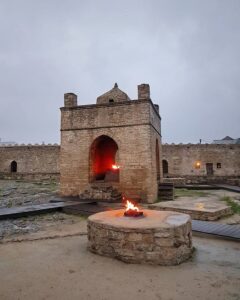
226 178 240 187
163 177 186 185
163 175 240 186
0 172 60 181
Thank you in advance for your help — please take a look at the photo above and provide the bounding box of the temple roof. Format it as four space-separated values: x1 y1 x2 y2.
97 83 131 104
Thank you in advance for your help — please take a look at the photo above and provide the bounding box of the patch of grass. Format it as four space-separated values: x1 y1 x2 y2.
6 200 13 208
48 182 58 193
220 196 240 214
174 188 209 198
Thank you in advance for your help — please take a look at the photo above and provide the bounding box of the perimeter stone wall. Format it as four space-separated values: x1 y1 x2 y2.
162 144 240 184
0 145 60 180
0 143 239 185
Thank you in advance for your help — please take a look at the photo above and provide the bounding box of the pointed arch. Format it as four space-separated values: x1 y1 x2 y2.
89 135 119 182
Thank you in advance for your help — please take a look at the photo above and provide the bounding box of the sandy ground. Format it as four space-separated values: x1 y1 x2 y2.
0 233 239 300
0 181 239 299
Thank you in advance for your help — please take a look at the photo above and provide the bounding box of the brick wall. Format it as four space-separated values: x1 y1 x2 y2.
60 99 161 203
0 143 239 186
0 145 60 180
162 144 240 183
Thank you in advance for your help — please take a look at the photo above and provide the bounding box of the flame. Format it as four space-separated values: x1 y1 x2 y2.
125 200 139 212
112 164 120 170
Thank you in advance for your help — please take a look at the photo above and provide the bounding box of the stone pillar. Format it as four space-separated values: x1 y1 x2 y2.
138 84 150 100
64 93 77 107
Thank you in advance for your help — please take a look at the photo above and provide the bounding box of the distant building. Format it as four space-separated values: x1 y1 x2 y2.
212 136 240 145
0 138 17 146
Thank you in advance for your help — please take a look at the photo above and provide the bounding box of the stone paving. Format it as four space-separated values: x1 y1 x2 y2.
0 179 84 240
0 212 84 241
0 179 59 208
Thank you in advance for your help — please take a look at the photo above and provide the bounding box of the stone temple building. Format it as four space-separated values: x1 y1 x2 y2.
60 83 162 203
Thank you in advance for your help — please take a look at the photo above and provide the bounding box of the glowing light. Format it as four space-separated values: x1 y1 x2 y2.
195 161 201 169
112 164 120 170
196 203 204 209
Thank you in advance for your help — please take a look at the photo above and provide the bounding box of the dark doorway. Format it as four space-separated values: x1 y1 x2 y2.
156 140 160 181
206 163 214 176
10 161 17 172
162 159 168 176
90 135 119 182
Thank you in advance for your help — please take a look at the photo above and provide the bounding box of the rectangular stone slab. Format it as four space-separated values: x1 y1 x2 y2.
150 198 232 221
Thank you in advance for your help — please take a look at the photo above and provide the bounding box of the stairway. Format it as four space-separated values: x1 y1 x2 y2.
79 183 122 202
158 182 174 201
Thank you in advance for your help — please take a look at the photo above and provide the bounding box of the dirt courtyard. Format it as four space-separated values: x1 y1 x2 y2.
0 180 240 299
0 234 239 300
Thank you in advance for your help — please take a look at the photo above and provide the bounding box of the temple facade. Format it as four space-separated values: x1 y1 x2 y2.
59 83 162 203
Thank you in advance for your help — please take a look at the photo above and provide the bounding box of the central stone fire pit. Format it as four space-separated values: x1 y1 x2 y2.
87 209 193 265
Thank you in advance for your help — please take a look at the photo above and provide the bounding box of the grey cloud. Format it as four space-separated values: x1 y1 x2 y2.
0 0 239 144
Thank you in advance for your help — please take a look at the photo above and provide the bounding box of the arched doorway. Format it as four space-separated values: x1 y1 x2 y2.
156 140 160 181
10 161 17 172
90 135 119 182
162 159 168 176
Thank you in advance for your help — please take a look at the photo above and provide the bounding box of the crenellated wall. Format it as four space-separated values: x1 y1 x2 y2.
0 144 60 180
162 143 240 184
0 143 239 185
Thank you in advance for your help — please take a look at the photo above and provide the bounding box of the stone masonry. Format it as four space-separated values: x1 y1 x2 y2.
88 209 193 265
60 84 162 203
0 145 60 180
0 143 239 185
162 143 240 184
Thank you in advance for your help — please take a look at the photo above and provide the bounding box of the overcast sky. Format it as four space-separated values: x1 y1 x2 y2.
0 0 239 144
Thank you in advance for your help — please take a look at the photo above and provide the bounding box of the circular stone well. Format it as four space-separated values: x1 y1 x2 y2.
87 209 193 265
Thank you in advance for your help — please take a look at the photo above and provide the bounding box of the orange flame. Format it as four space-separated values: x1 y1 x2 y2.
112 164 120 170
125 200 139 212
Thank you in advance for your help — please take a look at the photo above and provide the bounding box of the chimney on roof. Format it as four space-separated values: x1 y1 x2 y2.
64 93 78 107
138 84 150 100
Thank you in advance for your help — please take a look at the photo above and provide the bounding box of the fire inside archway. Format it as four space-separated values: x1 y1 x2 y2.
90 135 119 182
